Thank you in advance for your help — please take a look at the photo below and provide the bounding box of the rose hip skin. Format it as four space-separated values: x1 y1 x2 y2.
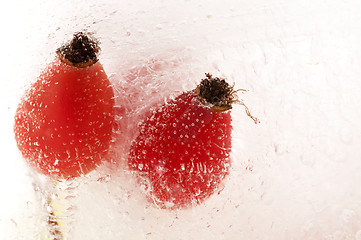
14 58 114 179
128 90 232 209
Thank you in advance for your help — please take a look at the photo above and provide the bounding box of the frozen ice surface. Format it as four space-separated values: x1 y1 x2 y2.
2 0 361 239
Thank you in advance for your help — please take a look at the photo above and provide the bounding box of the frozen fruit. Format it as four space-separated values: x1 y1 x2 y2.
128 73 253 209
14 32 115 179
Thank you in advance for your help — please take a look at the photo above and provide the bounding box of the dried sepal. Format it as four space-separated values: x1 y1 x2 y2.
57 32 100 68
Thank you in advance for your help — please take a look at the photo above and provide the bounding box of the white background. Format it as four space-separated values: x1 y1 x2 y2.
1 0 361 239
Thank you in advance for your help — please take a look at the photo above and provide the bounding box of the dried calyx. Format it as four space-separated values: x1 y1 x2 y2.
57 32 100 68
196 73 238 112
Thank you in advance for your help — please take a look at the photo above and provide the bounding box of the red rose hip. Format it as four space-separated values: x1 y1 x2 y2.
14 32 115 179
128 73 254 209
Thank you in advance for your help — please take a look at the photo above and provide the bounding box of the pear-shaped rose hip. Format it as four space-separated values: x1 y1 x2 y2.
14 32 115 179
128 73 257 209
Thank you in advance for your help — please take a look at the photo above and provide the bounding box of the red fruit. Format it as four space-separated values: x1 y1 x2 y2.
128 73 243 209
14 32 115 179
